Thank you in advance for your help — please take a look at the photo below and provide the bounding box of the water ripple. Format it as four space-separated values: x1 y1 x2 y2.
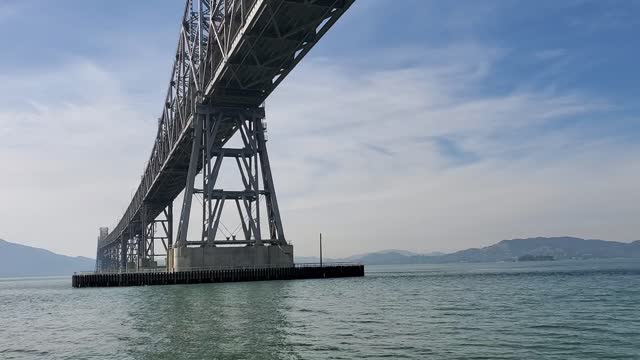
1 260 639 359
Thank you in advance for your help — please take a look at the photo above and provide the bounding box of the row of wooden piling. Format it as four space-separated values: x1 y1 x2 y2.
72 264 364 288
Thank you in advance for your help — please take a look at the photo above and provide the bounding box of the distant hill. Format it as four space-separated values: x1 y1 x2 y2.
0 238 95 277
3 237 638 277
296 237 640 265
295 249 444 264
427 237 640 264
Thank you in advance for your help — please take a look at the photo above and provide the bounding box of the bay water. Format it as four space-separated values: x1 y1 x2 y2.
1 259 639 359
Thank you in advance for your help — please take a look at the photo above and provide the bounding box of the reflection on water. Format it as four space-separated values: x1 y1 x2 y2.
1 259 639 359
121 280 298 359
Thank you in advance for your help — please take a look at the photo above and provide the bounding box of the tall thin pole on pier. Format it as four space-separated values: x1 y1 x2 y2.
320 233 323 267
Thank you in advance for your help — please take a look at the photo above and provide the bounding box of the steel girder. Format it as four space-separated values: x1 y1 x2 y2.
96 204 174 272
175 106 286 248
96 0 354 271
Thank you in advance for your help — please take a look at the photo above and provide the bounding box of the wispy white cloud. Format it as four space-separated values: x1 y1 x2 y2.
263 45 640 256
0 59 157 256
0 30 637 259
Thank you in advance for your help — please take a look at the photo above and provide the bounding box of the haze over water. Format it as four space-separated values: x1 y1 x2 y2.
1 259 639 359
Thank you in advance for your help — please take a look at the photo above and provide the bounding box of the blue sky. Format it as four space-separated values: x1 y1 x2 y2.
0 1 638 257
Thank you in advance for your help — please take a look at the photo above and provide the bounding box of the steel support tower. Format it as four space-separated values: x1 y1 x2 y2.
94 0 355 272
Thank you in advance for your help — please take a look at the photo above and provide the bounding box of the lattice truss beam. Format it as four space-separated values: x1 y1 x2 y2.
95 0 354 272
176 106 285 248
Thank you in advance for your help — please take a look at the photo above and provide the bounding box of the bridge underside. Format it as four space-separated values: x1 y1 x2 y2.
98 105 294 272
95 0 354 272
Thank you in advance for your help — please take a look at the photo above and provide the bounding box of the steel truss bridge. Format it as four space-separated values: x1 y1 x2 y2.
95 0 354 271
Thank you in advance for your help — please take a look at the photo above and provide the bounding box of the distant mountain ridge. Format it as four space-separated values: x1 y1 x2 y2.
296 237 640 265
295 249 445 264
0 238 95 277
2 237 638 277
430 237 640 264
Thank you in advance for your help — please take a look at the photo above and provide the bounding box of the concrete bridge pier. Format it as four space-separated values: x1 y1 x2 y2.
168 244 293 271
